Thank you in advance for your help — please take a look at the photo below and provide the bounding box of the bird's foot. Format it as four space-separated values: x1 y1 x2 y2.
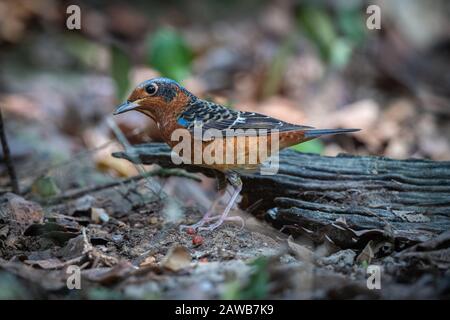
179 216 215 232
197 215 245 232
180 171 243 233
180 215 245 233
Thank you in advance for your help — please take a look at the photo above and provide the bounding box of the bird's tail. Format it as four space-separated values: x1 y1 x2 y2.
303 128 360 139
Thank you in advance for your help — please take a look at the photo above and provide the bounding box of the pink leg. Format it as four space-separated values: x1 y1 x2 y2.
179 191 224 231
198 179 243 232
186 214 244 230
180 172 244 232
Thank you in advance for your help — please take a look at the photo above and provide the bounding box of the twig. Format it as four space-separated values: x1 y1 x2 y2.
0 108 19 194
82 227 118 267
43 168 201 205
20 140 114 195
23 126 149 181
35 140 113 177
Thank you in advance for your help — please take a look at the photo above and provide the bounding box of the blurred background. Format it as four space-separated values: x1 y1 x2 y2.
1 0 450 187
1 0 450 300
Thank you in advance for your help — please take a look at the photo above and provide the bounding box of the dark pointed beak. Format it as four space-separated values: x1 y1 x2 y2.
113 101 140 115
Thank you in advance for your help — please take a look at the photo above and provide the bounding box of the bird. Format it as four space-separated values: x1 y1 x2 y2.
114 77 359 232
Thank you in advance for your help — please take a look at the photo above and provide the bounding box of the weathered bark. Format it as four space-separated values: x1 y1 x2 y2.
113 143 450 249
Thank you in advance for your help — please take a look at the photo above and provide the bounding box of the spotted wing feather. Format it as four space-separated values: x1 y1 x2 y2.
177 100 312 139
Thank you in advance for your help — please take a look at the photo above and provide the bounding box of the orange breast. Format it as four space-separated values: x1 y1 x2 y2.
163 129 308 172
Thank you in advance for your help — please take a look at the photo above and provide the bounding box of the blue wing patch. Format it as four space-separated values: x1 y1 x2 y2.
177 117 190 127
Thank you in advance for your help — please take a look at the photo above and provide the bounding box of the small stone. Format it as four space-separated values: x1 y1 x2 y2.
91 207 109 224
148 217 158 224
111 234 123 242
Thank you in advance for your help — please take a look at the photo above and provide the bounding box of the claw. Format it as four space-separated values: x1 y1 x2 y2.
197 215 245 232
197 221 221 232
179 215 218 232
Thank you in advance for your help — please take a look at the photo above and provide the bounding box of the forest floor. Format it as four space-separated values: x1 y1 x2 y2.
1 117 449 299
1 0 450 299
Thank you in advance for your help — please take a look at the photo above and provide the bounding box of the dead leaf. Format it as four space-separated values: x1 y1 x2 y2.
0 225 9 238
23 258 64 270
24 222 80 246
161 245 192 272
59 235 86 259
0 193 44 232
82 260 136 285
83 128 137 177
356 240 374 264
42 231 80 246
139 256 156 267
320 249 356 268
52 214 85 230
24 222 67 236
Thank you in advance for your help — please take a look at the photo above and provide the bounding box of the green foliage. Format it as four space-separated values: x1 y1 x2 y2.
222 257 270 300
146 28 193 82
262 36 295 99
291 139 324 154
222 281 242 300
361 260 369 269
111 45 131 101
337 8 367 45
329 38 354 68
31 176 61 198
297 4 366 69
64 34 104 69
298 6 335 57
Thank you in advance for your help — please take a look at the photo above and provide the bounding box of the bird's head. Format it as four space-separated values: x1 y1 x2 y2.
114 77 193 121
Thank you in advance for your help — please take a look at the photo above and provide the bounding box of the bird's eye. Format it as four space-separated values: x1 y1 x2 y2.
145 83 158 96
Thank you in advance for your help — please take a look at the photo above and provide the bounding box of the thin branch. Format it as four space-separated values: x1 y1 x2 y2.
43 168 201 205
20 140 114 195
34 140 113 177
0 108 19 194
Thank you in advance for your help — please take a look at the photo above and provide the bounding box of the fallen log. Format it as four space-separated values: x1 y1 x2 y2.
112 143 450 250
